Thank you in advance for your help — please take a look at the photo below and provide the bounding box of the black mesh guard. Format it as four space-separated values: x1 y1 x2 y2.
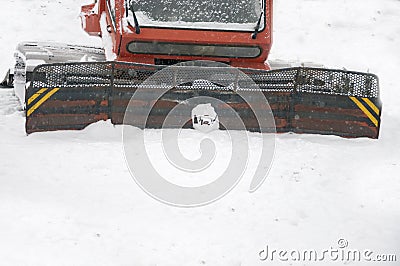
30 61 379 98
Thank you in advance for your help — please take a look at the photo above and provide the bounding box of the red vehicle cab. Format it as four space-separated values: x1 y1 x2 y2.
81 0 273 70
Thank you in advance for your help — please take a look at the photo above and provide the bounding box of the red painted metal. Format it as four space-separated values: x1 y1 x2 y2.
81 0 273 70
80 3 101 36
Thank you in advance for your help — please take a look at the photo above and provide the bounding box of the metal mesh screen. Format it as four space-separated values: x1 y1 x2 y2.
30 62 379 98
31 62 113 88
294 68 379 97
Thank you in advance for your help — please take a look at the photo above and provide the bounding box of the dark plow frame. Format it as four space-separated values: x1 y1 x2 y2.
25 61 381 138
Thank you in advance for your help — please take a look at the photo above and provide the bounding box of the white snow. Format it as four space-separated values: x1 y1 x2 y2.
1 0 400 265
0 0 101 77
99 12 117 61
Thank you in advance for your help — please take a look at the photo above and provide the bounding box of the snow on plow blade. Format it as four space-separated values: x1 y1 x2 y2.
25 62 381 138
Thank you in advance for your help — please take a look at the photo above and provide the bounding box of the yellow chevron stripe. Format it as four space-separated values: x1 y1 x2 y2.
27 88 60 117
362 98 380 116
349 96 378 127
27 88 48 105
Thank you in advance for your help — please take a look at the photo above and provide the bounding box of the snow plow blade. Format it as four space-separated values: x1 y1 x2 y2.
25 62 381 138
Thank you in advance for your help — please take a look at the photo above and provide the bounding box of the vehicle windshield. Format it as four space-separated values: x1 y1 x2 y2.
128 0 264 31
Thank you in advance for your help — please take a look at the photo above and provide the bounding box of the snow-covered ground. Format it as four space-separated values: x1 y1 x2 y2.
0 0 399 265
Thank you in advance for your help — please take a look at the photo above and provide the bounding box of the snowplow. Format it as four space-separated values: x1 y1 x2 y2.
2 0 381 138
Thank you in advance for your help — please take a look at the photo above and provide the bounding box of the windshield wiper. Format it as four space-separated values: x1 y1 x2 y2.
126 0 140 34
251 12 264 39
